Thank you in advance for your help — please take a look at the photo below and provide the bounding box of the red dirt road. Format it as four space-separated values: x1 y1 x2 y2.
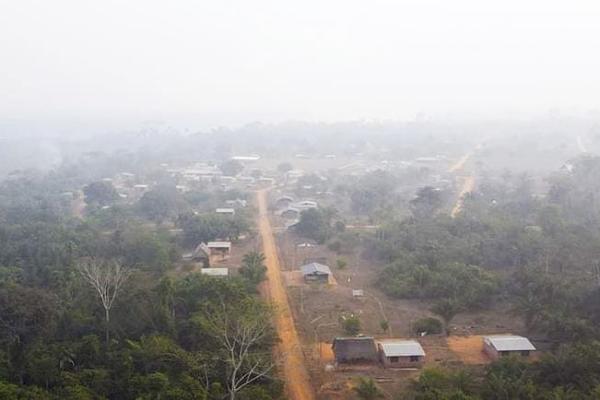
256 190 315 400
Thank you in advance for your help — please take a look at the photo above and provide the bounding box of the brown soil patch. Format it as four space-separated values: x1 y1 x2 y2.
447 335 490 365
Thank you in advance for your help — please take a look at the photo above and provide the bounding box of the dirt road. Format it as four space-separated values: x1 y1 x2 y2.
449 149 476 218
256 190 315 400
450 176 475 218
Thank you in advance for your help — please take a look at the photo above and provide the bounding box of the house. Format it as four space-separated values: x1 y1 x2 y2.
301 262 331 283
200 268 229 277
216 208 236 216
275 196 294 209
225 199 248 208
483 335 536 360
332 337 378 363
191 242 211 264
207 241 232 260
378 340 425 368
279 207 300 219
293 200 318 211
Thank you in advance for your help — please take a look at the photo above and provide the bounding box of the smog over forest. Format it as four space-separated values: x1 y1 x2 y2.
2 1 600 399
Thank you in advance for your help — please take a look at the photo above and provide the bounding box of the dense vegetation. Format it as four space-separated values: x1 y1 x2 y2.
0 173 279 399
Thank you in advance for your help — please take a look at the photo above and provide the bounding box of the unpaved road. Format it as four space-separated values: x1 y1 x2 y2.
256 190 315 400
451 176 475 218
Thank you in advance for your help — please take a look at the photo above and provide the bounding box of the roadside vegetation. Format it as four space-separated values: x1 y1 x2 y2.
0 169 280 400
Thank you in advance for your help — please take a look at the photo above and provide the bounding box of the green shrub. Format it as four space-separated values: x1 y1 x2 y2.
413 317 443 335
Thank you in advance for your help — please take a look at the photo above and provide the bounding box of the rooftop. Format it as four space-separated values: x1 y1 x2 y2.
200 268 229 276
207 241 231 249
484 335 536 352
379 340 425 357
301 262 331 276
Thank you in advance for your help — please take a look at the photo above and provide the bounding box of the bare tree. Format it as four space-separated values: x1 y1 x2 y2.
200 300 275 400
77 259 131 345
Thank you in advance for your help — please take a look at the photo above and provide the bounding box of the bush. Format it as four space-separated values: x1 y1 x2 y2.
413 317 443 335
341 314 361 335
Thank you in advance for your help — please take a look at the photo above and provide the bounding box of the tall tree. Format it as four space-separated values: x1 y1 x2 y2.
77 259 131 345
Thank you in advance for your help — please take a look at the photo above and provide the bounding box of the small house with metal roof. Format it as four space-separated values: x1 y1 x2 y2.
332 337 377 364
301 262 331 283
483 335 536 360
378 339 425 368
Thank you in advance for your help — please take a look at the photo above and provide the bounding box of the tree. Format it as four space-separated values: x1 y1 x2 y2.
341 314 361 335
220 160 244 177
138 185 184 223
410 186 444 219
197 300 275 400
240 252 267 286
431 300 462 335
83 181 118 206
354 377 383 400
77 259 131 345
294 208 332 244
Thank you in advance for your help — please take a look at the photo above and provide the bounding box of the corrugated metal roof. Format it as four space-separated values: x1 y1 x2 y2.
379 340 425 357
484 335 535 352
301 262 331 275
207 241 231 249
200 268 229 276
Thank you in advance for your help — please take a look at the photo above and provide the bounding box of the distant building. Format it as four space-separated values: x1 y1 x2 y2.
279 207 300 219
293 200 318 211
216 208 236 216
483 335 536 360
332 337 377 364
200 268 229 277
378 340 425 368
207 241 232 260
301 262 331 283
225 199 248 208
275 196 294 209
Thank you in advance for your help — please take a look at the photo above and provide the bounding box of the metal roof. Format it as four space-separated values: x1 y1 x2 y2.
379 340 425 357
200 268 229 276
484 335 535 352
301 262 331 276
207 241 231 249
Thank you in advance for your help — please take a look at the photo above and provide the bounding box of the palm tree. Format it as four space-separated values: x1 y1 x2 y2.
240 251 267 285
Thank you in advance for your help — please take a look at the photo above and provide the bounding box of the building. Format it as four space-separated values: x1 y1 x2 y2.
378 340 425 368
200 268 229 277
332 337 378 364
279 207 300 219
301 262 331 283
275 196 294 209
215 208 236 216
483 335 536 360
207 241 232 260
225 199 248 208
191 242 210 262
293 200 318 211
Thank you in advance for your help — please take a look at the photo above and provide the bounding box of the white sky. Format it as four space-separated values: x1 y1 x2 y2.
1 0 600 126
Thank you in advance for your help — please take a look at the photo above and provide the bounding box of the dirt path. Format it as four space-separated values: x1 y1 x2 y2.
449 149 476 218
450 176 475 218
256 190 315 400
448 152 471 173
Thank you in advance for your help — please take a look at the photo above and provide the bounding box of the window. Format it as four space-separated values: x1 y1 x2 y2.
501 351 509 357
410 356 420 362
389 356 399 363
520 350 530 357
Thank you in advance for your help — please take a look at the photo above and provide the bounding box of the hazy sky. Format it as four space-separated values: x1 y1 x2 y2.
1 0 600 127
